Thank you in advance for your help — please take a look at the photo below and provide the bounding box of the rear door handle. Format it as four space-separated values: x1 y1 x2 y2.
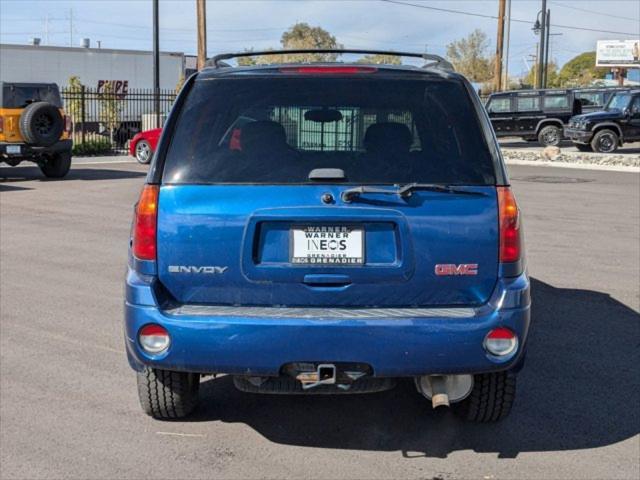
303 274 352 287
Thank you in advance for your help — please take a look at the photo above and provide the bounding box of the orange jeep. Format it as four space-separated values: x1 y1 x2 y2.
0 82 73 178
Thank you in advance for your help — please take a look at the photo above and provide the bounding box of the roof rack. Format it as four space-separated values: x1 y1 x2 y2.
208 49 454 71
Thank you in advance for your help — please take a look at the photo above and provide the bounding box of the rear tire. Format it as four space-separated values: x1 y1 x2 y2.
452 371 516 422
39 151 71 178
137 368 200 419
591 129 618 153
537 125 562 147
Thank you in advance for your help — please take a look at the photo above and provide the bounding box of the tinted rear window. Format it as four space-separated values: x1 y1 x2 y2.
1 84 62 108
163 76 496 185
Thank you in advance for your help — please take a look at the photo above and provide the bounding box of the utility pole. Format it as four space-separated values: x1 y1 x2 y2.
503 0 512 90
543 9 551 88
494 0 506 91
152 0 160 129
196 0 207 70
536 0 547 89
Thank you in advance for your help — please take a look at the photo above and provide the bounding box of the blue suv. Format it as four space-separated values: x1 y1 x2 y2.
125 50 530 422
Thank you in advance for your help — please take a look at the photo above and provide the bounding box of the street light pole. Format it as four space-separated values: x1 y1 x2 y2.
152 0 160 129
494 0 506 91
543 9 551 88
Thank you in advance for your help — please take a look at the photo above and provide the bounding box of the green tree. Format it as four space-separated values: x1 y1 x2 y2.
357 54 402 65
175 74 185 94
557 52 607 87
522 61 561 88
446 29 493 82
238 23 342 65
65 76 84 127
98 81 121 141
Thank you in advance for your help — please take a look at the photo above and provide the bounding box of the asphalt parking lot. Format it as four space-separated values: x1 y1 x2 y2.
1 159 639 480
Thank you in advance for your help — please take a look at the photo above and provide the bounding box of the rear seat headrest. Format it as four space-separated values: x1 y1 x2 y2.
364 122 413 153
241 120 288 152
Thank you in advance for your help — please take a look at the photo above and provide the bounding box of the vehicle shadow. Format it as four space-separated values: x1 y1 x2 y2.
187 278 640 458
0 165 146 183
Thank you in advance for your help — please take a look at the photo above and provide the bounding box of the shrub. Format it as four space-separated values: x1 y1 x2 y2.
72 139 112 156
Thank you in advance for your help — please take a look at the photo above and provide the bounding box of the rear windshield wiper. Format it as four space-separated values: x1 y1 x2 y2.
341 183 485 202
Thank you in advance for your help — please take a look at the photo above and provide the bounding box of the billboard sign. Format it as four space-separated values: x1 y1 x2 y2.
596 40 640 67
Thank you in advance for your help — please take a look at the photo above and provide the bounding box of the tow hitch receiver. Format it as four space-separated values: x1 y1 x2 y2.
296 364 337 390
284 362 372 391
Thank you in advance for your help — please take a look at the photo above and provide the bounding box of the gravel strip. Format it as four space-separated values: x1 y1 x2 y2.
501 148 640 168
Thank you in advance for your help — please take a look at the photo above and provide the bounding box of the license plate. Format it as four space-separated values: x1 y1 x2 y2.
291 225 364 266
6 145 21 154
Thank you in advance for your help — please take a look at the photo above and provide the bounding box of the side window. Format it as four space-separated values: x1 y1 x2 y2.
543 95 569 109
575 92 604 107
631 97 640 116
487 97 511 113
516 96 540 112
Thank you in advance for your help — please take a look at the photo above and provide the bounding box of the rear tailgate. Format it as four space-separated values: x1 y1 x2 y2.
157 184 498 307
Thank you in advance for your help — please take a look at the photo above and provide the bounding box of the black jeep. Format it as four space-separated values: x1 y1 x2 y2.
485 87 626 147
565 89 640 153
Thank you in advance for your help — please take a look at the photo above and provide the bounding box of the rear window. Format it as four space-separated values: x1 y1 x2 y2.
163 76 496 185
1 84 62 108
487 96 511 113
543 95 569 109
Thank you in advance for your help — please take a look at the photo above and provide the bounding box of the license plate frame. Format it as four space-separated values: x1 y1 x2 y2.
290 225 365 266
5 145 21 155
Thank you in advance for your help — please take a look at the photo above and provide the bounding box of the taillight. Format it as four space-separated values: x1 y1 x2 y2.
497 187 521 263
132 185 159 260
229 128 242 150
278 66 377 74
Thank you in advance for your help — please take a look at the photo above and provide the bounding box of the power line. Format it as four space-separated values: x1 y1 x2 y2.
380 0 640 36
380 0 497 20
549 1 640 22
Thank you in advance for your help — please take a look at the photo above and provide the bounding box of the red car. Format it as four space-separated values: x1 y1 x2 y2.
129 128 161 164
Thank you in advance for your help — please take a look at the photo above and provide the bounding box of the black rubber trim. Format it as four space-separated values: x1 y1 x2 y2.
146 72 198 184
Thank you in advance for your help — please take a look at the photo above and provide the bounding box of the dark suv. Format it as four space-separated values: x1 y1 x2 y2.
486 87 626 146
125 49 530 422
565 89 640 153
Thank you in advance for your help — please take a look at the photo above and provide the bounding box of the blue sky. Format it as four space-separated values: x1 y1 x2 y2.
1 0 638 76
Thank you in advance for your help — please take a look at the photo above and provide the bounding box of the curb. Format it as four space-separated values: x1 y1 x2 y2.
504 159 640 173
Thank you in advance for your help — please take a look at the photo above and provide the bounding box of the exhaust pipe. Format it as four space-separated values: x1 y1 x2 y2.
415 374 474 409
428 376 450 408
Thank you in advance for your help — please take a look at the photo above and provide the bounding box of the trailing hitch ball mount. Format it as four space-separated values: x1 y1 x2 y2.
285 362 371 391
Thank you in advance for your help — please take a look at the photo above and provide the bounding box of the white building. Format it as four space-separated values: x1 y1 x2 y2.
0 43 189 91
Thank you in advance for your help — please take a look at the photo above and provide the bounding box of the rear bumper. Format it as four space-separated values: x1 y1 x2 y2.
124 269 531 377
564 128 592 144
0 139 72 158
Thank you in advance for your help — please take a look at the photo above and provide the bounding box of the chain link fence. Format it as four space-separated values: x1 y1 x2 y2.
61 86 176 154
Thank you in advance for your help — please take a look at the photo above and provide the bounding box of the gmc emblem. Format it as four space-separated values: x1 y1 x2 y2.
435 264 479 276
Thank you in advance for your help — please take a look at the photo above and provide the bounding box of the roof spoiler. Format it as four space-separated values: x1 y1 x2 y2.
207 49 454 71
